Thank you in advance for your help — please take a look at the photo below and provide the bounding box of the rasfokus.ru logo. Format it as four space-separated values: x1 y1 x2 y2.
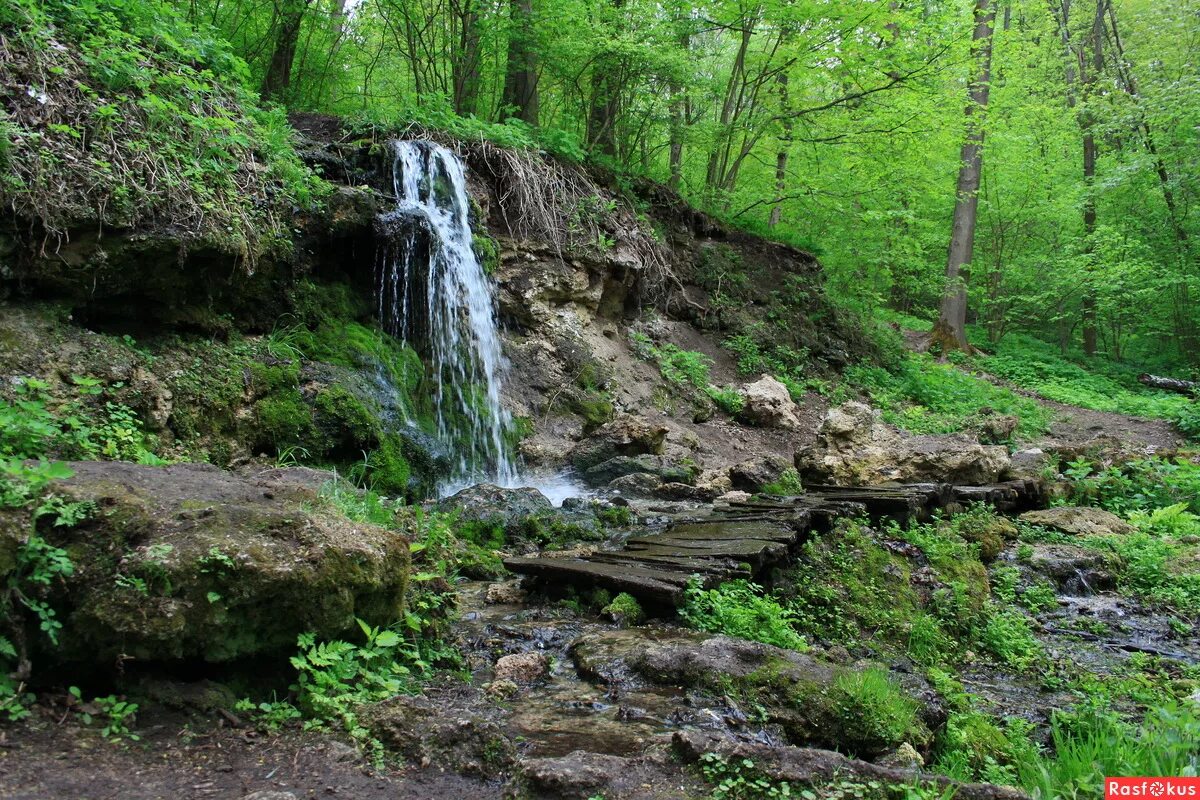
1106 778 1200 798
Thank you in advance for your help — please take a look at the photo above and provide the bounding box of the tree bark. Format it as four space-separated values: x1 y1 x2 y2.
768 71 791 229
1079 0 1106 356
1138 374 1198 396
500 0 539 125
261 0 312 101
587 0 626 158
452 0 483 116
933 0 996 353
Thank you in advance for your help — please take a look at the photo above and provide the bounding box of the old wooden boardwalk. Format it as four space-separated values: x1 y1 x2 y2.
504 479 1044 607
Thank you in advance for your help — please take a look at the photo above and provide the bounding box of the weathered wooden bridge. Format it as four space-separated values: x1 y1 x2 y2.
504 479 1044 607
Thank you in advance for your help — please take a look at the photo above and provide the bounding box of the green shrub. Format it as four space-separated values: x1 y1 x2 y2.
760 468 803 496
681 580 807 651
1063 457 1200 515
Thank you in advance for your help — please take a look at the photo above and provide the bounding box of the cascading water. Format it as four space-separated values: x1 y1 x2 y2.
376 140 520 494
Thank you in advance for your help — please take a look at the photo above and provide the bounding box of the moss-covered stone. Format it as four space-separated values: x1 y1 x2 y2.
33 461 410 666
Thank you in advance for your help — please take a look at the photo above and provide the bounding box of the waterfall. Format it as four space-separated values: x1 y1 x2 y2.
376 140 519 492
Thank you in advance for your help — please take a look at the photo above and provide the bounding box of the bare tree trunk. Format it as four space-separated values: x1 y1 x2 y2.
1079 0 1106 356
261 0 312 101
666 32 690 191
768 71 791 228
587 0 626 158
452 0 483 116
500 0 539 125
706 13 755 193
932 0 996 353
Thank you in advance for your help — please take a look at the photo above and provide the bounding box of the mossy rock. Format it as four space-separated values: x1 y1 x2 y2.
32 461 409 666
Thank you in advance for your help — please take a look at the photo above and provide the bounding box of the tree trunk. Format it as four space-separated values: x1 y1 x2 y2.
1079 0 1106 356
587 0 626 158
261 0 311 101
1138 374 1198 396
666 32 690 191
933 0 996 354
500 0 539 125
768 71 791 229
452 0 483 116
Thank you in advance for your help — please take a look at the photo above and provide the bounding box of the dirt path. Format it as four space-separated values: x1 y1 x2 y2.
0 707 501 800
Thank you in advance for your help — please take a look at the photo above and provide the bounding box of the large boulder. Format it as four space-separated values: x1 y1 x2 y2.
567 415 668 472
585 454 696 486
739 375 803 430
796 402 1010 486
8 462 409 666
439 483 554 528
1019 506 1134 537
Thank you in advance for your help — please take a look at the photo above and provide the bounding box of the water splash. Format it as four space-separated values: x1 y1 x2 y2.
376 140 518 491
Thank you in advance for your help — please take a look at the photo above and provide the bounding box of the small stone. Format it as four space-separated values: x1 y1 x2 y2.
716 490 752 504
878 742 924 768
485 679 519 699
493 652 549 684
485 582 526 605
244 792 298 800
1019 507 1134 537
324 740 358 763
738 375 803 430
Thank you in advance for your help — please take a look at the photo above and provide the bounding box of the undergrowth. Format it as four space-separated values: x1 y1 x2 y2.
0 0 325 262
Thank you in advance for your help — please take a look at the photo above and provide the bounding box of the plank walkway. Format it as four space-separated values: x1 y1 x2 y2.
504 479 1044 607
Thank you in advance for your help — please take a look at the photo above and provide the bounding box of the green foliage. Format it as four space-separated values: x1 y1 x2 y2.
600 592 644 625
1021 704 1200 799
698 753 793 800
680 579 807 651
0 0 326 260
974 335 1196 425
831 668 922 754
0 377 161 463
760 468 803 497
1062 458 1200 515
843 354 1050 439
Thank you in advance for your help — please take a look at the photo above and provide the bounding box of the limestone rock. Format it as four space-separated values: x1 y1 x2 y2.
494 652 550 684
363 695 515 779
605 472 664 497
1023 544 1115 592
568 415 668 471
485 581 527 605
878 742 925 769
1007 448 1052 481
585 454 695 486
739 375 803 430
797 402 1010 486
439 484 553 528
18 462 409 666
728 455 791 493
1019 507 1134 537
520 752 632 798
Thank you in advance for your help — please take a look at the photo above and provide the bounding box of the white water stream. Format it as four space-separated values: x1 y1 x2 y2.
376 140 585 503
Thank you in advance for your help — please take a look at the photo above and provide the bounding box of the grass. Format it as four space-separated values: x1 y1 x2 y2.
842 352 1051 440
680 579 808 651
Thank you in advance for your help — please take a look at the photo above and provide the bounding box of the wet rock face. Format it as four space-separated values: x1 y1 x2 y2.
19 462 409 666
440 484 554 527
1022 544 1117 592
574 630 943 759
797 402 1011 486
738 375 804 430
1019 506 1134 537
568 415 669 472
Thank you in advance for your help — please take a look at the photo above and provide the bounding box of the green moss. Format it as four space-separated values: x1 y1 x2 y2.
370 435 411 495
314 385 379 450
601 592 644 625
253 393 315 450
473 234 500 276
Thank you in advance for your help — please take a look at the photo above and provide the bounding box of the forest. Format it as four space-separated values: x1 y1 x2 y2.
177 0 1200 366
1 0 1199 797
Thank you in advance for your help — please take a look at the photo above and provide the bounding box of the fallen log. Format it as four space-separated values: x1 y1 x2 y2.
1138 373 1198 395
